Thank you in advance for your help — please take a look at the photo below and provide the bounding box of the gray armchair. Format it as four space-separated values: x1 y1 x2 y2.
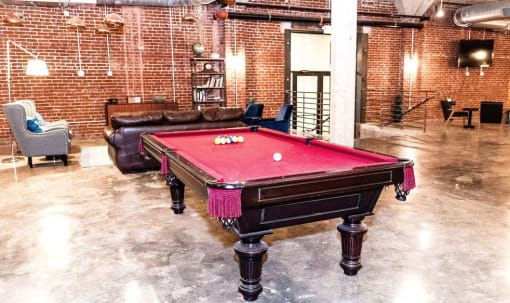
2 102 70 168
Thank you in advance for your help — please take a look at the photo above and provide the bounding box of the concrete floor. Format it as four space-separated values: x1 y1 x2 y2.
0 123 509 303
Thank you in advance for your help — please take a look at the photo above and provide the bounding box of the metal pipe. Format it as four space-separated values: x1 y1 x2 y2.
226 12 424 28
169 7 177 103
454 0 510 30
358 11 429 21
408 28 414 110
358 20 424 29
234 1 331 13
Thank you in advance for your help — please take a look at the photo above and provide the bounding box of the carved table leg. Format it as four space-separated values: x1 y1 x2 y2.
234 235 268 301
337 217 368 276
165 173 186 214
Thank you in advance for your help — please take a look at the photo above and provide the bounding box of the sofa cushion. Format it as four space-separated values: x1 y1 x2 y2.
163 110 202 124
111 111 164 129
202 107 244 122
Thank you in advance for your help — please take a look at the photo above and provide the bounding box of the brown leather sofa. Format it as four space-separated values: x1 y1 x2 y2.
104 107 245 173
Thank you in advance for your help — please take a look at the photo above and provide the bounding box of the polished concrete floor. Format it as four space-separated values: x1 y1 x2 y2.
0 123 509 302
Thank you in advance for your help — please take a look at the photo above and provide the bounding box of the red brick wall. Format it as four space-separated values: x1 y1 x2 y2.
0 1 330 144
363 3 510 123
4 1 509 144
0 4 220 143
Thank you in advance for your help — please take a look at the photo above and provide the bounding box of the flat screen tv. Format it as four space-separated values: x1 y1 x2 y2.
458 39 494 68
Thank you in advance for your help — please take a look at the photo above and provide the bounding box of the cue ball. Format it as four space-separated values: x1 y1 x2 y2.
273 153 282 161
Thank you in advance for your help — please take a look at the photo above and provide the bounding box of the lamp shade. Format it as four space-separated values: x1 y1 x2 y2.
26 59 49 76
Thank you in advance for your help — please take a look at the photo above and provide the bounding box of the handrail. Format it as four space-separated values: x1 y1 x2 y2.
369 89 439 132
383 94 437 127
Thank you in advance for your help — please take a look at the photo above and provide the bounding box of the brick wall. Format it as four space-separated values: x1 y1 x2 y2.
363 3 510 123
0 1 330 144
0 4 220 143
2 1 510 144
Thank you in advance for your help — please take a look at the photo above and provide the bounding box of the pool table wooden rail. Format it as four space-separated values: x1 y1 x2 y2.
141 132 412 209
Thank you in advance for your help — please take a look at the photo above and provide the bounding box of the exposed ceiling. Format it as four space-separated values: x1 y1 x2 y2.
394 0 503 15
444 0 497 4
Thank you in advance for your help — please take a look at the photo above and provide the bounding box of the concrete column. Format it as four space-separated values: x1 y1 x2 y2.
330 0 357 147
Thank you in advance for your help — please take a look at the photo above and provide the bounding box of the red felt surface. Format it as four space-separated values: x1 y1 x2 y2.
150 128 398 182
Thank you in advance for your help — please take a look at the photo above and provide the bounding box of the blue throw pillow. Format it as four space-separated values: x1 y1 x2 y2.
27 119 43 133
34 112 47 126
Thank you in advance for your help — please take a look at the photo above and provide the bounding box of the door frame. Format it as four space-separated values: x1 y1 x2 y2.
292 71 330 134
284 29 330 105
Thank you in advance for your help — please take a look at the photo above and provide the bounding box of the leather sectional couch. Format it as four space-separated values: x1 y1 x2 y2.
104 107 245 173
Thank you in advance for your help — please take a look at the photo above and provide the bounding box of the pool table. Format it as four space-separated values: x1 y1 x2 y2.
140 127 415 301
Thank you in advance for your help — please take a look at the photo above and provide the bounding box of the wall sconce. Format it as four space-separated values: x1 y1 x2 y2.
228 54 245 72
436 0 444 18
404 55 419 74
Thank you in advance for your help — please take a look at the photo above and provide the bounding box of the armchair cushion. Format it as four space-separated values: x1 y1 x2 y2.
27 119 43 133
34 112 47 126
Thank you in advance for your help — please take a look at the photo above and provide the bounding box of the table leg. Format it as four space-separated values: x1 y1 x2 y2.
234 235 268 301
337 217 368 276
165 173 186 214
465 111 475 129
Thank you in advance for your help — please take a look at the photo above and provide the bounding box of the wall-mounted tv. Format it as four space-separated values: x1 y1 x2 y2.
458 39 494 68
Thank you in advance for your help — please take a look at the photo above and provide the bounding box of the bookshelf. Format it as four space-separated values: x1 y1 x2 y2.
190 58 226 109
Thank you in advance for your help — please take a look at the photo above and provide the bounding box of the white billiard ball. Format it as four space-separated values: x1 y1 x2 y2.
273 152 282 162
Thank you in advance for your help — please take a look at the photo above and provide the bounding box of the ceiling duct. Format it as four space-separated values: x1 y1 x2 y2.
454 0 510 31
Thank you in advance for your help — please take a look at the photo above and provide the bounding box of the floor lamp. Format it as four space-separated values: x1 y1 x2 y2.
2 40 49 164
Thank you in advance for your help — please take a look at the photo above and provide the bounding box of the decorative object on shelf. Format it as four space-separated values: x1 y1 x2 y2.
191 58 226 109
192 42 204 56
182 14 198 24
214 10 228 20
4 12 23 25
152 96 167 103
68 16 86 77
203 63 213 71
104 13 124 29
2 40 49 164
127 96 141 104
